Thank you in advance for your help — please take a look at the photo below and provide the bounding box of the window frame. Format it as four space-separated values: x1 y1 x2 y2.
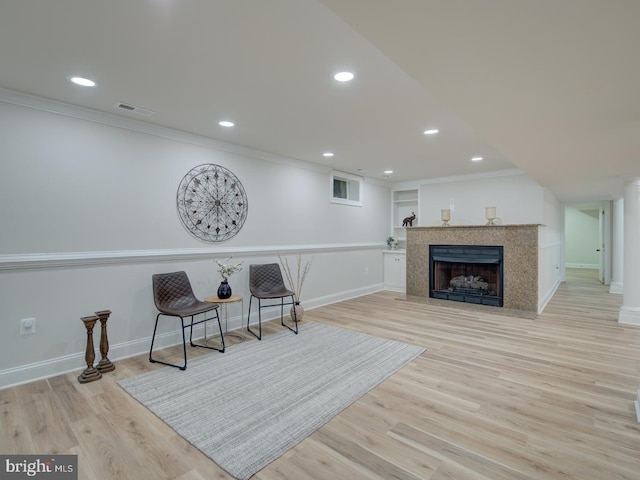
330 170 363 207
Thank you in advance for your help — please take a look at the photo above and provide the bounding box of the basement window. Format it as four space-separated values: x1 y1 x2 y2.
330 171 362 207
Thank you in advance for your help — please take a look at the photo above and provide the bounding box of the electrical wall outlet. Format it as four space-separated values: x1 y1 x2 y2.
20 317 36 335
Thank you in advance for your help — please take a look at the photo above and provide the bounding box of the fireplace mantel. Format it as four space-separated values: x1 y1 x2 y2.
406 224 541 313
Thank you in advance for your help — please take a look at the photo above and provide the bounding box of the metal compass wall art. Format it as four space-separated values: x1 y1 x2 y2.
176 164 248 242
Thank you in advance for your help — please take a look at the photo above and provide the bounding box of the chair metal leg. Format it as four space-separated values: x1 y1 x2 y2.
247 295 263 340
247 295 298 339
280 298 285 325
149 313 188 370
149 313 161 363
189 310 225 353
280 294 299 335
150 310 224 370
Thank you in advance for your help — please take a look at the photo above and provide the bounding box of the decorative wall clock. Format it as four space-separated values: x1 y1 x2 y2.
176 164 248 242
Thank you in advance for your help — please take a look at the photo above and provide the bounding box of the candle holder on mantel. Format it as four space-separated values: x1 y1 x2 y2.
441 209 451 226
485 206 497 226
95 310 115 373
78 315 102 384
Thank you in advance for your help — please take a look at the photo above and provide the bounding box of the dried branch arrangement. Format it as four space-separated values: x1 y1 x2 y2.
278 253 313 303
214 257 244 281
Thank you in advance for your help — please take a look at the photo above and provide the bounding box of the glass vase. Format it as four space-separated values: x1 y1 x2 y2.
217 280 232 299
290 302 304 322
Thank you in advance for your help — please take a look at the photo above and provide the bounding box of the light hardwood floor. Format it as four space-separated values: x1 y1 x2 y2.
2 269 640 479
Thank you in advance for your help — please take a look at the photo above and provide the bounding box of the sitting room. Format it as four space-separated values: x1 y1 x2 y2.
1 1 640 479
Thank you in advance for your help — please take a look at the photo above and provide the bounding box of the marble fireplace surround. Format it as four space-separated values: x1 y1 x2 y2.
406 225 540 313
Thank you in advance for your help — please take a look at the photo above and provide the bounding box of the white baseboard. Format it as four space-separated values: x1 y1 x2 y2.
609 282 623 294
565 263 599 270
0 283 384 390
618 306 640 325
0 334 178 391
383 285 406 293
538 279 562 314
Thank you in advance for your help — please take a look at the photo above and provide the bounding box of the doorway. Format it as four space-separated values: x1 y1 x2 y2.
564 203 611 285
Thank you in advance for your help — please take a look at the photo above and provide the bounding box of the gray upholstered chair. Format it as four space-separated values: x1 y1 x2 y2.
150 271 224 370
247 263 298 340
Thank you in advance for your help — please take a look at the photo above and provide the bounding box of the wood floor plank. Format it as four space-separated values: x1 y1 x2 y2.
430 458 495 480
320 414 443 478
309 426 429 480
2 268 640 479
0 385 36 454
70 414 150 480
285 437 387 480
388 422 540 480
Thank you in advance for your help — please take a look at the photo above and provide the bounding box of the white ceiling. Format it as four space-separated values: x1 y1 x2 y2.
1 0 638 203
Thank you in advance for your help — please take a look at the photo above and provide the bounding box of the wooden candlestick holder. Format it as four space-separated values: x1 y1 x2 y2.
78 315 102 384
95 309 115 373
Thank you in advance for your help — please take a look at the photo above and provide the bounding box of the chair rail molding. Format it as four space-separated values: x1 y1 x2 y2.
0 243 385 271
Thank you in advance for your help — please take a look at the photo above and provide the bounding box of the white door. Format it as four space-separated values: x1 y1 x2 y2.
598 201 612 285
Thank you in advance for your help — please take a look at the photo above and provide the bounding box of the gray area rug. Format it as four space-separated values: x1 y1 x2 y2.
119 322 424 480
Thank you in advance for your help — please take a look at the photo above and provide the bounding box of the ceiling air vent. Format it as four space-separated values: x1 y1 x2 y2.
114 102 155 116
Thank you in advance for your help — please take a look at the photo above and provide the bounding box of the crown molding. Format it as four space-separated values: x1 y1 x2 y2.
0 87 331 176
391 168 524 190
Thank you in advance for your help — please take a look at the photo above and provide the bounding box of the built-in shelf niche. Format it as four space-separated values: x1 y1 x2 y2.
391 189 418 248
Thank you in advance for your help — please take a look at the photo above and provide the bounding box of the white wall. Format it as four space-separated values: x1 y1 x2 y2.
610 198 624 294
0 98 389 388
0 101 386 252
538 188 563 312
418 171 545 226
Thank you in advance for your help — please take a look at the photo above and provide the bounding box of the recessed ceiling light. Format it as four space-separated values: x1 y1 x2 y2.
471 156 483 162
334 71 354 82
424 129 439 135
219 121 234 127
384 170 394 175
323 152 334 157
68 76 96 87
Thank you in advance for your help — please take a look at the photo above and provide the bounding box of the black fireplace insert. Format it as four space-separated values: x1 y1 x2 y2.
429 245 503 307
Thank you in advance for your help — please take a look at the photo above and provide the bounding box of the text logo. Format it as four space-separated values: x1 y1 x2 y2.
1 455 77 480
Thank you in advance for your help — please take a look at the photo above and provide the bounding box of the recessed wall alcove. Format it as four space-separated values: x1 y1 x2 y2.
406 225 540 314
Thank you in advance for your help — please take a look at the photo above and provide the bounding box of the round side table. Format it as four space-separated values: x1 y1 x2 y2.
204 294 244 343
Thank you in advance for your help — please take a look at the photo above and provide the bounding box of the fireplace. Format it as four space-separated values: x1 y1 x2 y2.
407 225 539 313
429 245 503 307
